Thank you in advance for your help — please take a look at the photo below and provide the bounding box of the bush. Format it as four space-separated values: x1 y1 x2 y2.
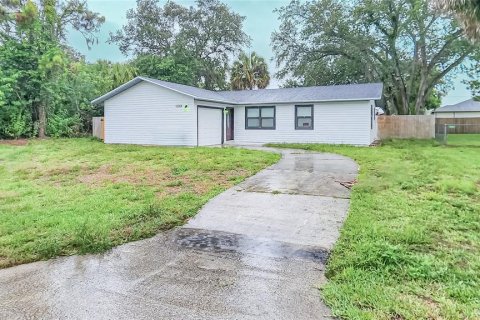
47 112 82 137
1 108 33 138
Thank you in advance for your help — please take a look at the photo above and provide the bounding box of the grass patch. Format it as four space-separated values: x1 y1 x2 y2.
447 133 480 147
268 139 480 319
0 138 279 267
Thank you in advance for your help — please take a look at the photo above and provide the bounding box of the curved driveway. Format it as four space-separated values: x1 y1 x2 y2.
0 147 358 320
188 147 358 249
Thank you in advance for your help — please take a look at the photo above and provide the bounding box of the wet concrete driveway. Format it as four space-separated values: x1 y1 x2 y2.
0 147 358 320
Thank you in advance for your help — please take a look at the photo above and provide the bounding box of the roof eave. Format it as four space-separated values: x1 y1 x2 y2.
229 97 382 105
193 97 237 105
139 77 202 100
91 77 144 105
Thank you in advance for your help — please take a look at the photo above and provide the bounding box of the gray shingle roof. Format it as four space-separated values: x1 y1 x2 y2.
218 83 383 104
91 77 230 105
91 76 383 105
143 77 232 103
435 99 480 113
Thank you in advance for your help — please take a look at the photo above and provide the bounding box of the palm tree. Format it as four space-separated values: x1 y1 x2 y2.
434 0 480 39
230 52 270 90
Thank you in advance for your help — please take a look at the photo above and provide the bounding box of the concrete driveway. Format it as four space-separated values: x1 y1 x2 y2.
0 147 358 320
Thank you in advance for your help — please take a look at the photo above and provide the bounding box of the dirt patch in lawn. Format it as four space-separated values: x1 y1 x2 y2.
16 163 250 196
0 190 20 199
12 164 237 194
78 165 246 196
0 139 29 146
159 176 230 196
78 164 174 186
79 164 120 185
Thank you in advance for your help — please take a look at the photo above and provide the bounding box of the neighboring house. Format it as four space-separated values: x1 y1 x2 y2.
92 77 383 146
434 99 480 118
434 98 480 134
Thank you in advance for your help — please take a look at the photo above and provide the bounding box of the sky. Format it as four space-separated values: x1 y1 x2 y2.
70 0 472 106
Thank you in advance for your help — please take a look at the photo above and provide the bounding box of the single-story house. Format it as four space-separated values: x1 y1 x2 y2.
434 99 480 118
92 76 383 146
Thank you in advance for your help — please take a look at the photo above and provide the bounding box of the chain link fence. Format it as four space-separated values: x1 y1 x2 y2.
435 123 480 146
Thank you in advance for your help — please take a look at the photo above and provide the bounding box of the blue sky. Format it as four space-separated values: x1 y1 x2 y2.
71 0 471 105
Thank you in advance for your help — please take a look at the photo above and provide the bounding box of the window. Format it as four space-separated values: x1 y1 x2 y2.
295 105 314 130
245 106 275 129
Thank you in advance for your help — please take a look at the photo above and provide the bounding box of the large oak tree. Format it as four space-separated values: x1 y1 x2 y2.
272 0 480 114
110 0 250 90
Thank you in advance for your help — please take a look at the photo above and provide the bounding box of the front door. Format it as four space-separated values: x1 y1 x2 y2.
226 108 234 141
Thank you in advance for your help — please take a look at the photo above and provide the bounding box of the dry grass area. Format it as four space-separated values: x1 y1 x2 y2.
0 139 29 146
0 138 279 268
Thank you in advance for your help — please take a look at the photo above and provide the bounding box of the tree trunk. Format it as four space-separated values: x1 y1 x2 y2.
414 73 429 114
391 75 409 115
37 103 47 138
415 87 427 115
398 88 409 115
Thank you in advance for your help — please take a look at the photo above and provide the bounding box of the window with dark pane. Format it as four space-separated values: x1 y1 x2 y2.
245 106 275 129
295 105 313 130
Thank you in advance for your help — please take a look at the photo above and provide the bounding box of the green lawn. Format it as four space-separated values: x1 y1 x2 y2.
447 133 480 146
0 138 279 268
268 140 480 320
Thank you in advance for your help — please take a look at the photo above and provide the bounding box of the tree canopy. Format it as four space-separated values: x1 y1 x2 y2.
434 0 480 39
272 0 480 114
2 0 480 138
132 54 199 86
0 0 105 137
109 0 250 90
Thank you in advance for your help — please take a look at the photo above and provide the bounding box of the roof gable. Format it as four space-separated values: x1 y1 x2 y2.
92 76 383 105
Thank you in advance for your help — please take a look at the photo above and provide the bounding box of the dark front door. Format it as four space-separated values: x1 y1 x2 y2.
226 108 234 141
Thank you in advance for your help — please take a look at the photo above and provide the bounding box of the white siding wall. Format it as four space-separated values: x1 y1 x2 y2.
104 82 196 146
435 112 480 118
234 101 373 145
